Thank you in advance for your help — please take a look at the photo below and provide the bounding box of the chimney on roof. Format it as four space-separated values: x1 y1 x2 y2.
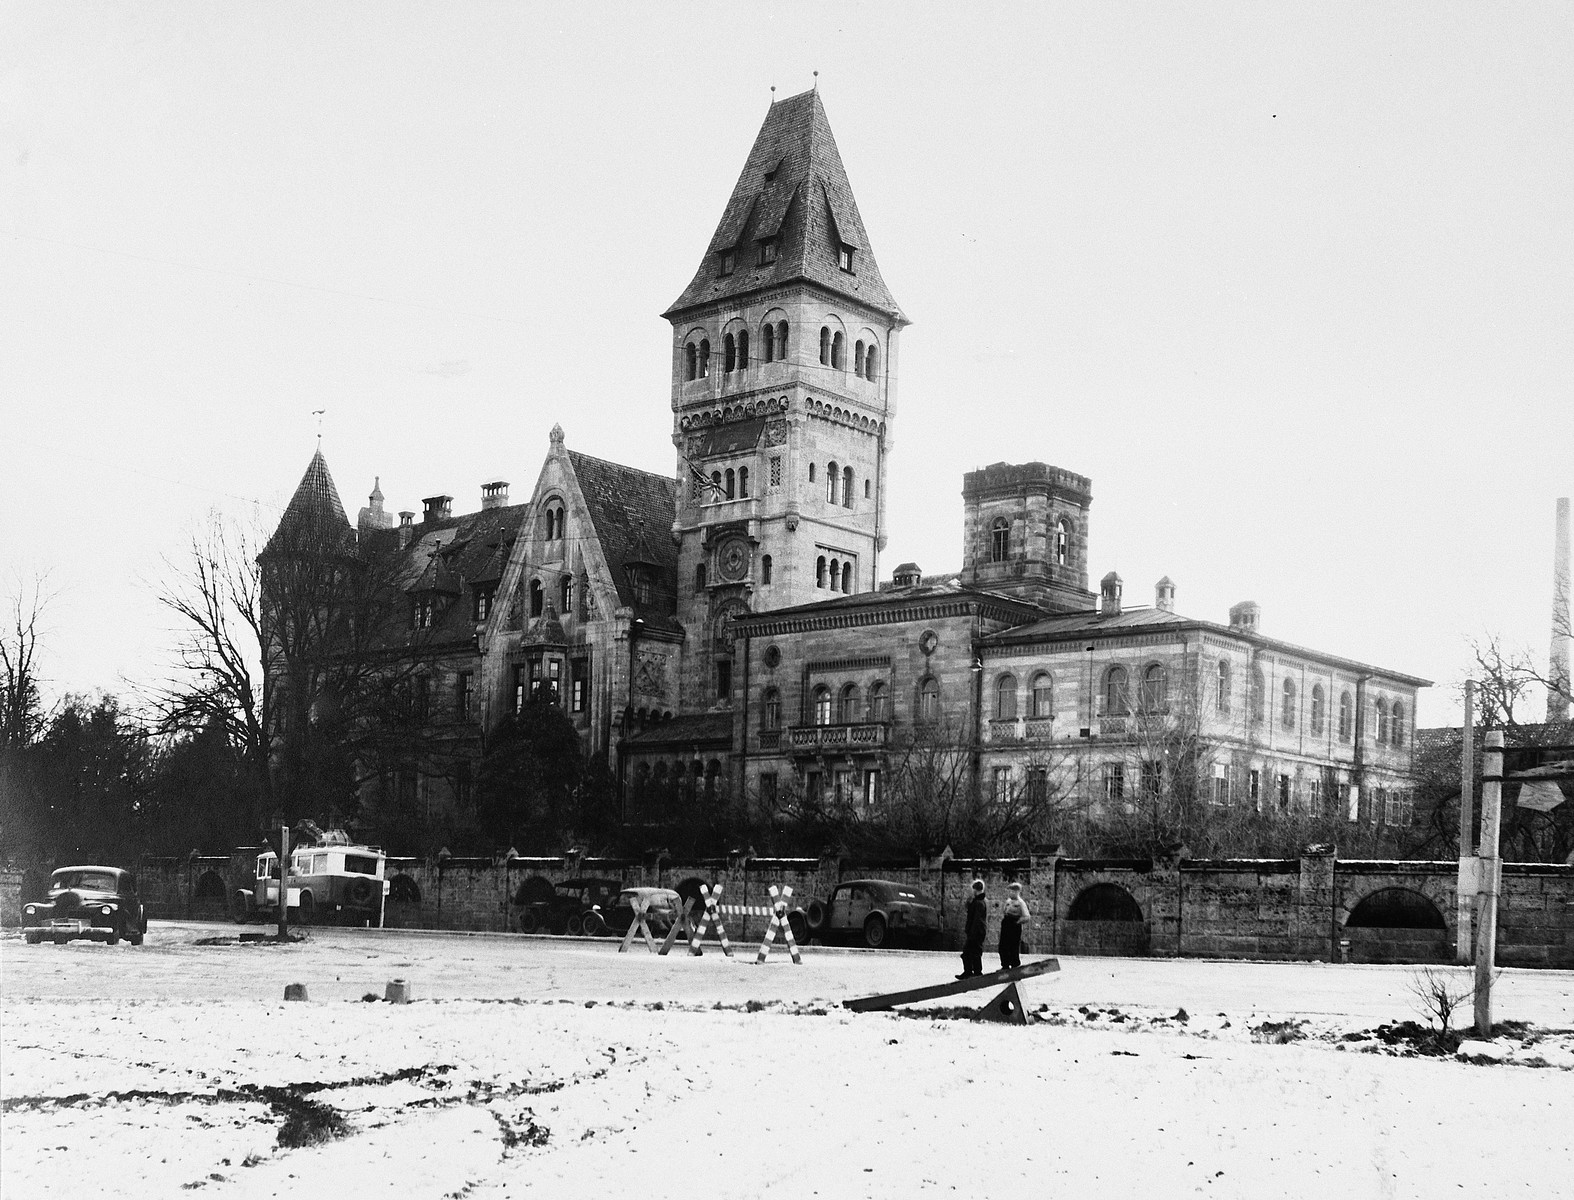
892 562 922 589
1229 601 1261 633
421 495 453 524
1100 571 1123 616
1155 576 1176 612
397 510 414 548
481 481 509 511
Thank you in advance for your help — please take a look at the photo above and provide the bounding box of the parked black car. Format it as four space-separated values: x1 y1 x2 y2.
514 876 623 935
803 879 942 948
583 887 681 938
22 866 148 946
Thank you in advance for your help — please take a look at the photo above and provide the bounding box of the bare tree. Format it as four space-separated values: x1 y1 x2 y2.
1 572 55 752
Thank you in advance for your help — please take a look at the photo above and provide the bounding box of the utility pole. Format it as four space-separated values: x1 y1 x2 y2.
1455 680 1475 963
1472 731 1502 1037
277 824 290 939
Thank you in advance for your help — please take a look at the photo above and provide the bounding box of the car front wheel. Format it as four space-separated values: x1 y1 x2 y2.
863 913 888 949
581 911 606 937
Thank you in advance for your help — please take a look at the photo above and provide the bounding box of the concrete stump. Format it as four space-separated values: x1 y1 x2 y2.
385 978 411 1004
284 983 309 1002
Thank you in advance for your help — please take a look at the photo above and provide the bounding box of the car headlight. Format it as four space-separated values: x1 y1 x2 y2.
24 904 35 916
101 905 115 916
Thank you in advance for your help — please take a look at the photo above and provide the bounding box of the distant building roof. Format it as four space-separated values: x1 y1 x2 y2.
624 711 734 748
567 450 679 629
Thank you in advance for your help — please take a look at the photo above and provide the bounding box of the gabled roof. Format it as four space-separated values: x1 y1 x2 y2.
624 712 734 748
263 448 351 556
566 450 679 628
665 89 905 323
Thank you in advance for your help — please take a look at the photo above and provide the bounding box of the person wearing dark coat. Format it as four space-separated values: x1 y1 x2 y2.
998 881 1030 971
958 879 987 978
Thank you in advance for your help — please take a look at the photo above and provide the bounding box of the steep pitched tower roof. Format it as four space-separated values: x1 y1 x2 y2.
264 448 352 555
665 88 906 324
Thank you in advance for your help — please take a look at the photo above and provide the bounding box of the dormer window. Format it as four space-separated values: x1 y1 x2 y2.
719 249 735 276
759 238 777 265
474 586 496 623
837 244 853 272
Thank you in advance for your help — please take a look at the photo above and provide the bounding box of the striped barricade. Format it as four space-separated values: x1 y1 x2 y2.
755 884 803 965
682 883 734 957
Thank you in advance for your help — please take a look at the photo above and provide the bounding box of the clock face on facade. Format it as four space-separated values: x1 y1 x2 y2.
717 537 750 582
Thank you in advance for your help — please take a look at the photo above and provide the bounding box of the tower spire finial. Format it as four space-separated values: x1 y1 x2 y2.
312 408 326 446
812 70 818 91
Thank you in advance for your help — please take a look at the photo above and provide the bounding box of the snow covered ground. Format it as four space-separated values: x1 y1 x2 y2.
3 922 1572 1199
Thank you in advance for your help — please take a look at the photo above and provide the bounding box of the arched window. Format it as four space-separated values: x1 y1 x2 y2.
832 331 845 370
1391 701 1405 748
737 329 749 369
819 326 830 365
918 677 940 723
529 579 544 618
808 462 816 483
1216 660 1231 713
762 323 775 362
1311 684 1326 734
544 508 556 540
560 575 572 614
738 466 749 498
1282 679 1297 729
829 559 841 591
840 683 862 723
826 462 838 504
761 554 772 584
864 478 871 499
1376 699 1390 745
723 332 736 374
813 686 833 726
1339 691 1353 741
698 338 710 377
684 343 697 381
865 343 878 380
723 468 736 500
1054 519 1070 566
1141 664 1168 711
991 518 1010 563
842 466 854 508
1104 666 1129 716
1250 668 1265 723
816 556 826 588
842 562 854 593
777 320 788 359
762 688 781 731
995 674 1018 720
1031 673 1053 719
854 339 865 377
868 681 889 722
695 563 707 591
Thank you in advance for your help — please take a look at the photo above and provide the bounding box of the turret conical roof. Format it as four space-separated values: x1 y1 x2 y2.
665 89 905 323
263 448 352 557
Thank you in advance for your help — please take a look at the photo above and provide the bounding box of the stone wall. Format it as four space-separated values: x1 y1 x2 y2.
5 848 1570 968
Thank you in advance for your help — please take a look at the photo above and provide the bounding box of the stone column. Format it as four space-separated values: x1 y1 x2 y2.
1297 843 1338 961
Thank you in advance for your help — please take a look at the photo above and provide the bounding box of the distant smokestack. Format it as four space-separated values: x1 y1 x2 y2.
481 481 509 510
1551 497 1571 722
1155 576 1175 612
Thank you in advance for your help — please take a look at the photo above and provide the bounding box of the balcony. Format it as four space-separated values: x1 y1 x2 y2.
785 723 888 754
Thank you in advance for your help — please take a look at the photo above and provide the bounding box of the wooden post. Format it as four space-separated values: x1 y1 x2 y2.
1472 731 1502 1037
277 824 290 939
1456 680 1475 963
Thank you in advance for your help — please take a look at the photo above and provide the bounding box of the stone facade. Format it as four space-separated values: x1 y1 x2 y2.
63 850 1570 968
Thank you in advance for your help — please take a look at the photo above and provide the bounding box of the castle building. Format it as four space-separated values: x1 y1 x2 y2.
267 89 1427 842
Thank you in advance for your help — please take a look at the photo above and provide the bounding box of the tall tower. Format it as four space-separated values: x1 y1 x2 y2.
664 89 908 707
1551 496 1571 722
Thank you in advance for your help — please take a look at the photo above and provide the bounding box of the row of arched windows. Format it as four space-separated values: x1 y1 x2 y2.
681 321 795 382
542 500 565 540
706 466 750 500
815 554 855 593
1103 664 1168 715
1216 659 1405 747
994 672 1055 721
682 321 882 382
988 517 1073 564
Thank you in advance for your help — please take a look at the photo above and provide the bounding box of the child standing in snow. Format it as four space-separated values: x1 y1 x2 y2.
998 882 1030 970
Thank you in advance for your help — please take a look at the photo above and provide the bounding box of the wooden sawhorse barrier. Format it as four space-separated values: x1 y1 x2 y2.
842 957 1060 1024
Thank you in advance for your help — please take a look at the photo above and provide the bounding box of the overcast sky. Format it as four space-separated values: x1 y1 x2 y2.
3 3 1570 729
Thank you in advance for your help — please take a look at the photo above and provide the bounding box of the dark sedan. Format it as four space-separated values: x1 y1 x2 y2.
803 879 943 948
22 866 148 946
